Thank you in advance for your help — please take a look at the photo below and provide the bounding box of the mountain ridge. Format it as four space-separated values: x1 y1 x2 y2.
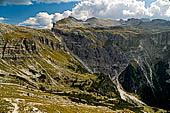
0 18 169 112
53 17 170 110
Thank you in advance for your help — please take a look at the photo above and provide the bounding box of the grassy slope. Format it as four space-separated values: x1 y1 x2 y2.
0 23 166 113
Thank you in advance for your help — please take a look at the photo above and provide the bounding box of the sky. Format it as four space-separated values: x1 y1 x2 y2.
138 0 156 7
0 0 170 29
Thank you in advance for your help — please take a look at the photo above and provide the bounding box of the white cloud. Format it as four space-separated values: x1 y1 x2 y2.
34 0 81 4
52 10 72 22
0 0 81 5
18 12 54 29
0 17 7 22
148 0 170 19
19 0 170 29
69 0 153 20
18 11 72 29
0 0 32 5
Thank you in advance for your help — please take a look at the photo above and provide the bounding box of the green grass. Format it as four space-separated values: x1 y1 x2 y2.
0 84 116 113
0 23 166 113
0 99 13 112
4 32 32 41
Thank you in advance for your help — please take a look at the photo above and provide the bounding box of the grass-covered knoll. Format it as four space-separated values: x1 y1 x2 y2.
0 23 59 43
4 32 32 41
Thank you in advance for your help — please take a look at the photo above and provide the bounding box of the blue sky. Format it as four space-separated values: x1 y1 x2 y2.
1 0 170 29
139 0 156 7
0 2 78 25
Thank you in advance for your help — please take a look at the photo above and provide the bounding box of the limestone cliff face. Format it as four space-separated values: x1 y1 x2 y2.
2 23 138 113
119 31 170 109
53 28 130 76
53 17 170 109
1 19 170 112
0 23 64 90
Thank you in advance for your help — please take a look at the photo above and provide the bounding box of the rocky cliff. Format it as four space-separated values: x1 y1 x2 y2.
0 17 169 112
0 22 159 112
52 17 170 110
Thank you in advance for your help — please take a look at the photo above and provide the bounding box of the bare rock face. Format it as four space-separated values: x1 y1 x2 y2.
0 23 63 61
53 17 170 110
0 23 62 89
59 31 129 76
1 23 144 113
118 31 170 109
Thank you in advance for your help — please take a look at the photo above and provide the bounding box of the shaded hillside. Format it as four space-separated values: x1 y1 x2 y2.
52 17 170 110
0 23 160 112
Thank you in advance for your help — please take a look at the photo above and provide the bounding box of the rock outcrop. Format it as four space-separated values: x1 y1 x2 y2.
0 18 169 112
1 22 149 113
53 17 170 110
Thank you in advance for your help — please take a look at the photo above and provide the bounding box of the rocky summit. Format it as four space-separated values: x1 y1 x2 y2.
0 17 169 113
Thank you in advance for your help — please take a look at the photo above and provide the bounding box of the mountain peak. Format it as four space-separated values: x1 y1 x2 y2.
86 17 98 22
54 16 121 28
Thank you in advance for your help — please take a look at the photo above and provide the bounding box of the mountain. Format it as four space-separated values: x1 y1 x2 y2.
0 23 121 112
53 17 170 110
126 18 170 31
140 18 151 22
54 16 122 28
0 17 169 113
